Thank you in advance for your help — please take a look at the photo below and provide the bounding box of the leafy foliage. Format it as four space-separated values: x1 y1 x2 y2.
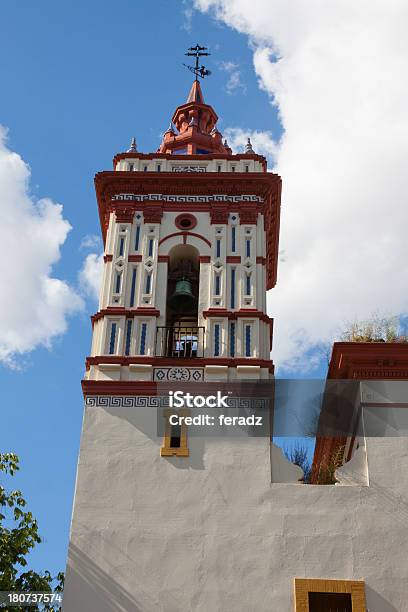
341 314 408 343
0 453 64 611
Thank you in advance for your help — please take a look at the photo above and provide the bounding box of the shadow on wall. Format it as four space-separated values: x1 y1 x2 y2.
63 543 144 612
365 586 399 612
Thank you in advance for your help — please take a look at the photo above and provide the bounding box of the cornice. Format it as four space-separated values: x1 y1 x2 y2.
112 152 268 168
84 356 274 374
91 307 160 325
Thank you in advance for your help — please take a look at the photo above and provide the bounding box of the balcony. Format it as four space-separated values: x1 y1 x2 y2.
155 326 205 358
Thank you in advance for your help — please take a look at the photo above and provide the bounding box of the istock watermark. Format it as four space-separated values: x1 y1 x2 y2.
169 390 229 408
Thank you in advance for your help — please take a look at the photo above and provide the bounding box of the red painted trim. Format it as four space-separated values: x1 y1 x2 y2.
158 231 211 248
238 204 258 224
104 254 113 263
226 256 241 263
85 355 274 373
158 255 169 263
210 207 229 224
115 209 134 222
202 308 273 324
128 255 142 262
174 213 197 230
91 307 160 324
82 380 158 396
142 206 163 223
199 256 211 263
256 256 266 265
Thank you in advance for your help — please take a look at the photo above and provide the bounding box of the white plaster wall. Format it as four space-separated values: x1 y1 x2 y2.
115 157 265 173
64 392 408 612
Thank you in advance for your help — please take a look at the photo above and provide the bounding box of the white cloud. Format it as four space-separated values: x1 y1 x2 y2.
80 234 101 250
219 61 247 95
0 126 84 365
195 0 408 371
79 253 103 302
181 1 194 32
223 127 279 164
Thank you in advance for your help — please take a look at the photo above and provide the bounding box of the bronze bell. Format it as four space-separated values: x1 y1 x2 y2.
168 278 196 312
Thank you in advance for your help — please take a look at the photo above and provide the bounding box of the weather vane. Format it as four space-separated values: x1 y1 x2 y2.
184 44 211 80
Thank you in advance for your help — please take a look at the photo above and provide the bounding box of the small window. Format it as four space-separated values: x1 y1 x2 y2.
170 424 181 448
217 165 222 172
246 239 251 258
145 272 152 294
157 164 161 172
245 165 249 172
129 268 137 307
114 273 121 294
128 163 134 171
231 226 236 252
294 578 366 612
245 324 251 357
125 319 132 356
230 268 236 309
308 592 352 611
135 225 141 251
216 239 221 258
139 323 147 355
118 237 125 257
175 213 197 230
148 238 154 257
229 322 235 357
214 274 221 296
160 410 189 457
108 322 117 355
231 166 235 172
214 324 220 357
245 273 251 296
143 165 148 172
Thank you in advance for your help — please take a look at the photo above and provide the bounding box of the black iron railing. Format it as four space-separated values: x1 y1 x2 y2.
155 326 205 358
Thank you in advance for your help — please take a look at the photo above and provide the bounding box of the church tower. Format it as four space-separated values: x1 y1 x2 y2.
64 52 284 611
84 78 281 391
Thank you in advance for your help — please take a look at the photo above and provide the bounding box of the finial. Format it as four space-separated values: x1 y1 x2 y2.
165 122 175 134
127 137 137 152
224 139 229 147
245 137 255 154
184 44 212 80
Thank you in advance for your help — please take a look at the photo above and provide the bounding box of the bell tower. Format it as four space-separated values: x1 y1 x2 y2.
64 48 282 612
84 75 281 391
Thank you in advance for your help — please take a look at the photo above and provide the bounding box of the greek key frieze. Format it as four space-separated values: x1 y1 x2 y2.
111 193 264 203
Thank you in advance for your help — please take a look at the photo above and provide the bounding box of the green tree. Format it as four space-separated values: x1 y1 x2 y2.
0 453 64 611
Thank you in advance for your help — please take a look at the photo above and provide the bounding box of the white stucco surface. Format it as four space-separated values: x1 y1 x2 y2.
64 393 408 612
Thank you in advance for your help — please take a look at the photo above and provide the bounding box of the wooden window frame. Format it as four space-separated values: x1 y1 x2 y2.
160 409 189 457
294 578 366 612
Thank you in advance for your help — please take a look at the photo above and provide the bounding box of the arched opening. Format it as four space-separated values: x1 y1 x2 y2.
156 244 204 358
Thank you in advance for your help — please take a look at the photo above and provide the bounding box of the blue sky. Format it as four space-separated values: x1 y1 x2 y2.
3 0 404 582
0 0 297 579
